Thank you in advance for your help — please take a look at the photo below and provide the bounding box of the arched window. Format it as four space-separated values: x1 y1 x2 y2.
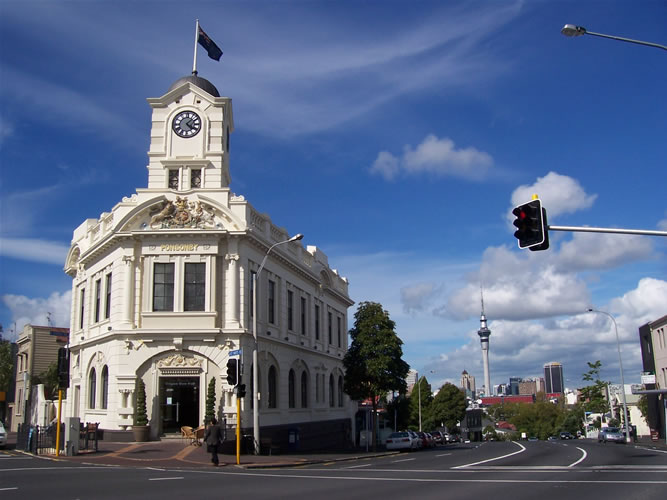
268 366 277 409
101 366 109 409
88 368 97 409
288 369 296 409
338 375 344 407
329 374 335 407
301 372 308 408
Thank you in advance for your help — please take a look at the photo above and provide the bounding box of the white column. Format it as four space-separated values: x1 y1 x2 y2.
225 253 240 328
122 256 135 327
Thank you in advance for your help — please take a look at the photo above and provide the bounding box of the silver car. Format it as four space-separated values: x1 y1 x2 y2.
598 427 625 444
0 422 7 448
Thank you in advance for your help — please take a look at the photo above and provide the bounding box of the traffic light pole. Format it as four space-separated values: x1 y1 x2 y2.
547 225 667 237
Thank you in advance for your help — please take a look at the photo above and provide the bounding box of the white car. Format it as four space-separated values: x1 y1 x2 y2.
386 431 419 451
0 422 7 448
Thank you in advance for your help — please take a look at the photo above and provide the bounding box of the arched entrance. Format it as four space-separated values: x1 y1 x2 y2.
156 353 204 433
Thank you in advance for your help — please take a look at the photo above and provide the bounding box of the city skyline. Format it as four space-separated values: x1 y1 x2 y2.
1 1 666 391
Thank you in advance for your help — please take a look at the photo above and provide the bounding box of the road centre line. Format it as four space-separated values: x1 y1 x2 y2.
453 441 526 468
343 464 373 469
392 458 416 463
148 477 184 481
186 469 667 485
436 453 452 457
568 447 587 467
0 487 19 491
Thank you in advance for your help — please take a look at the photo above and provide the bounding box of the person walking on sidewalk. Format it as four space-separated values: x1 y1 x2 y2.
204 417 224 466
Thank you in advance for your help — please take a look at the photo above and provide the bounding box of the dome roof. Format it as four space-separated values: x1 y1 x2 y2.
167 74 220 97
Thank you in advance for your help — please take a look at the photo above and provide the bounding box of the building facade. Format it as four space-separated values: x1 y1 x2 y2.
544 362 564 394
63 74 355 447
638 315 667 440
10 325 69 431
460 370 476 399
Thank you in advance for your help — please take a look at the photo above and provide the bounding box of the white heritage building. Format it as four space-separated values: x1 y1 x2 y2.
64 73 355 448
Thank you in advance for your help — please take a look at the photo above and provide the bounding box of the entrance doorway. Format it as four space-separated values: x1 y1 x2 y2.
159 377 200 433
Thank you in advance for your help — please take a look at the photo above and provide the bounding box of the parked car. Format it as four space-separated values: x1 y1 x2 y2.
0 422 6 448
430 431 444 445
528 436 539 441
386 431 418 452
547 435 558 441
598 427 626 444
416 431 434 448
408 430 423 449
559 431 574 440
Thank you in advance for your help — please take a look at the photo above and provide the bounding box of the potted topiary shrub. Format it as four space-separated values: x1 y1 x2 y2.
132 377 150 442
205 378 216 426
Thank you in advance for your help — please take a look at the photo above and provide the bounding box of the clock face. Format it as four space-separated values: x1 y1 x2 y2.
172 111 202 138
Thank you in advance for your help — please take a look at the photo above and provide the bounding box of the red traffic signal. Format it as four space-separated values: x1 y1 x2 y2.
512 199 549 250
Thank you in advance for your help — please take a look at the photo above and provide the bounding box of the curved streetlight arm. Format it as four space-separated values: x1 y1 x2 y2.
252 233 303 454
562 24 667 51
587 308 632 443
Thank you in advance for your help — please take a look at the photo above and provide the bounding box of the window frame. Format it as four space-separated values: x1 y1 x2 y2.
152 262 175 312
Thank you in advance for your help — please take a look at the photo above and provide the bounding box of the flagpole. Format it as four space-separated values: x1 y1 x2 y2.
192 19 199 75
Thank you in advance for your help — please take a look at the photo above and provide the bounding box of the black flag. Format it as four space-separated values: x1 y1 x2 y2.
198 26 223 61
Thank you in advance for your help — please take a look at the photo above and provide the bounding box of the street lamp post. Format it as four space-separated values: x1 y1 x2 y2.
587 308 631 444
252 233 303 454
561 24 667 51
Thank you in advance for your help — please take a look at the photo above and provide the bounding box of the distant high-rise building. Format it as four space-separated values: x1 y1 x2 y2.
461 370 476 398
544 362 564 393
519 379 537 396
509 377 521 395
406 369 418 395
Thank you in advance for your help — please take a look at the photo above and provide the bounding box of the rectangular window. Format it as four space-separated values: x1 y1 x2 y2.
328 311 332 344
105 273 112 319
94 279 101 323
315 304 320 340
153 263 174 311
168 170 179 189
184 263 206 311
287 290 294 331
79 288 86 329
337 316 342 347
191 169 201 188
300 297 306 335
268 280 276 324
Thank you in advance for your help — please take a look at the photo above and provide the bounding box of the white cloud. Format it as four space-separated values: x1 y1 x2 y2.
0 119 13 145
510 172 597 219
0 238 69 265
370 135 494 181
555 232 655 272
2 290 72 341
401 282 439 314
425 277 667 389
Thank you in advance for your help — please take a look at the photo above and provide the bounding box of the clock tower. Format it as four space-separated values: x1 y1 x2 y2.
145 74 234 191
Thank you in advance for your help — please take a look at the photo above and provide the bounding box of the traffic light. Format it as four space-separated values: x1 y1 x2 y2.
57 347 70 389
237 384 246 398
512 199 549 251
226 358 238 386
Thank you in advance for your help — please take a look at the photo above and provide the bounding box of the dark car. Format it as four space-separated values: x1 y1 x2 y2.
559 432 574 440
430 431 444 445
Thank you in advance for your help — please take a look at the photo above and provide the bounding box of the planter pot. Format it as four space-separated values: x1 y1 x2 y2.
132 425 150 442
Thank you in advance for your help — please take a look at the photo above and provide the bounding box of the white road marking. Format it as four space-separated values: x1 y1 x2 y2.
453 441 526 468
343 464 372 469
0 487 19 491
392 458 416 463
436 453 452 457
148 477 184 481
569 447 587 467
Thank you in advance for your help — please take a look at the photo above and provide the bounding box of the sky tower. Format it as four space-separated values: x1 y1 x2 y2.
478 290 491 396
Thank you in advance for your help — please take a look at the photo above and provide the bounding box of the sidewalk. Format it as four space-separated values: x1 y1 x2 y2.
37 438 397 469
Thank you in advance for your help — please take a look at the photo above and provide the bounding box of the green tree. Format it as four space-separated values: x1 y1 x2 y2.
344 302 410 450
32 362 60 400
408 376 433 430
579 360 610 414
637 394 649 421
385 394 411 432
134 378 148 426
205 378 216 425
0 342 13 393
426 383 467 432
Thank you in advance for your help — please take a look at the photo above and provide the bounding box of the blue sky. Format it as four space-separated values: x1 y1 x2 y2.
1 0 665 393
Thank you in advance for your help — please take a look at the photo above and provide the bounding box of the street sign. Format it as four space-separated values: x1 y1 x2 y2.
229 349 241 357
